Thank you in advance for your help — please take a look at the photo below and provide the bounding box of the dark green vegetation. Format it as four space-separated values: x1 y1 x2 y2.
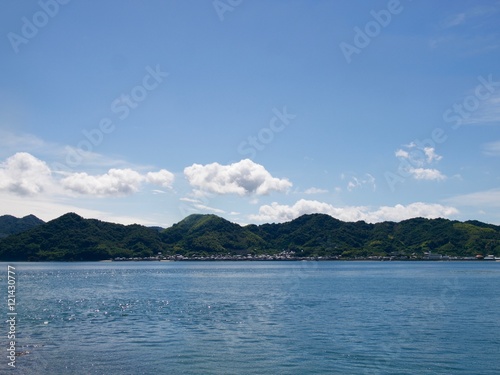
0 213 164 261
0 214 45 239
0 213 499 261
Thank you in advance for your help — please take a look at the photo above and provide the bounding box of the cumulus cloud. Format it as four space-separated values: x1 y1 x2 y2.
249 199 458 223
61 167 175 196
184 159 292 196
0 152 52 195
395 149 409 158
61 169 144 196
0 153 177 198
146 169 175 188
409 168 446 181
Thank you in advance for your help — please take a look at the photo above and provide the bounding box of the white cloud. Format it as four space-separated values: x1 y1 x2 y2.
304 187 328 195
347 180 359 191
249 199 458 223
395 149 409 158
192 203 226 214
345 173 376 192
184 159 292 196
367 203 458 223
60 167 175 197
0 152 53 195
152 189 167 194
146 169 175 188
409 168 446 181
399 144 443 166
395 144 446 181
0 152 176 198
179 197 226 214
61 169 144 196
180 197 200 203
423 147 442 163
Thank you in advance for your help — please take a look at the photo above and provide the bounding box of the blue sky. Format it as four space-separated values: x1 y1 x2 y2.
1 0 500 226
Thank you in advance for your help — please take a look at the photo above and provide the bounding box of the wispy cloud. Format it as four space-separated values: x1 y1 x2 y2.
340 173 377 191
445 188 500 208
462 95 500 126
0 130 46 152
304 187 329 195
482 140 500 156
0 130 133 173
192 203 226 214
440 13 466 29
432 5 500 53
440 5 499 29
178 196 226 216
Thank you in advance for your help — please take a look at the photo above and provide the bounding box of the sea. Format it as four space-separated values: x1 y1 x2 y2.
2 261 499 375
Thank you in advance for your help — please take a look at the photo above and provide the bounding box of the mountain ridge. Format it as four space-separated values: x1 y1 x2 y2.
0 214 45 239
0 212 499 261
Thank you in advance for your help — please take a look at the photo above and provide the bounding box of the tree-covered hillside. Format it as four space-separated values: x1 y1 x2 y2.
0 212 499 261
0 214 45 239
0 213 164 261
161 214 266 255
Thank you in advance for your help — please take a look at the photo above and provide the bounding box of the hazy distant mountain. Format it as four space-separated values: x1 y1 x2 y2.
0 214 45 239
0 212 499 261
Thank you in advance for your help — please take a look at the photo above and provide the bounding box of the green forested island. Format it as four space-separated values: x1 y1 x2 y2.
0 212 499 261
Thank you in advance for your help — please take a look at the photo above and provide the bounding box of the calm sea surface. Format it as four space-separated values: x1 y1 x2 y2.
2 261 499 374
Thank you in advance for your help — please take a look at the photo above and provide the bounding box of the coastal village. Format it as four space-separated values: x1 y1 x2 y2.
112 251 500 262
